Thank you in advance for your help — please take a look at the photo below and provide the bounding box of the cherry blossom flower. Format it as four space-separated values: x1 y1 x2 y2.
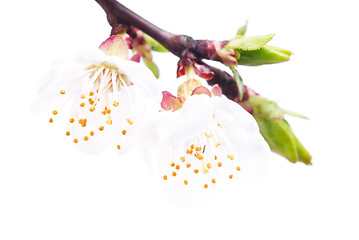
32 35 160 154
145 80 270 205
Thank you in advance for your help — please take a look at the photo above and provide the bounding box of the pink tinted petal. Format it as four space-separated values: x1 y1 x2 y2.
191 86 212 97
161 91 183 111
211 84 222 97
130 53 141 63
99 35 129 60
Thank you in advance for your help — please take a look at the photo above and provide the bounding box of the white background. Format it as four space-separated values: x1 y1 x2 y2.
1 0 358 239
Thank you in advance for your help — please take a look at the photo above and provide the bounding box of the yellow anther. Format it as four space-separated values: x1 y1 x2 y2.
106 109 111 114
80 102 85 107
180 156 185 162
172 172 177 177
163 175 168 180
227 154 234 160
229 174 233 179
218 162 222 167
184 180 188 185
194 169 199 174
96 89 99 93
90 131 94 136
73 139 78 143
89 91 94 96
215 142 221 147
89 107 95 112
69 118 74 123
126 118 134 125
195 146 201 152
204 184 208 189
186 163 191 168
113 101 119 107
170 162 175 167
52 110 58 115
211 179 216 184
186 149 193 154
60 90 65 95
207 163 212 169
79 119 83 124
117 145 121 149
81 94 86 99
204 132 213 138
49 118 53 123
214 155 217 160
99 126 104 131
81 123 86 127
194 152 203 160
190 144 194 149
236 166 241 171
175 165 180 170
102 110 106 115
122 130 127 135
84 136 89 141
65 131 70 136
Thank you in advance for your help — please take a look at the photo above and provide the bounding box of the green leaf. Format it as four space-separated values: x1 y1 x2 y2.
143 58 159 78
255 118 312 165
236 20 248 36
143 34 168 52
237 45 292 66
226 34 274 51
229 66 244 101
248 95 284 121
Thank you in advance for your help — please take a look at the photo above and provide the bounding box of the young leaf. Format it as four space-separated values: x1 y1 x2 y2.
236 20 248 36
143 34 168 52
229 66 244 101
226 34 274 51
255 118 312 165
237 45 292 66
143 58 159 78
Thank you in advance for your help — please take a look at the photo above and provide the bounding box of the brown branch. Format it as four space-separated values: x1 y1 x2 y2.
95 0 239 99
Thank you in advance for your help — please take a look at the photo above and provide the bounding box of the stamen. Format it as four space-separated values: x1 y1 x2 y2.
211 179 216 184
99 126 104 131
80 102 85 107
65 131 70 136
194 169 199 174
204 184 208 189
117 145 121 149
60 90 65 95
90 131 94 136
126 118 134 125
186 163 191 168
190 144 194 149
215 142 221 147
52 110 58 115
180 156 185 162
229 175 233 179
73 139 78 143
195 146 201 152
214 155 217 160
84 136 89 141
81 94 86 99
175 165 180 170
227 154 234 160
69 118 74 123
49 118 53 123
172 172 177 177
170 162 175 167
184 180 188 185
89 91 94 96
218 162 223 167
163 175 168 180
207 163 212 169
122 130 127 135
204 132 213 138
236 166 241 171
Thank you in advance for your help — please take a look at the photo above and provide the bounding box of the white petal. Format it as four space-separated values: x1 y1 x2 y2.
157 94 213 146
212 96 270 182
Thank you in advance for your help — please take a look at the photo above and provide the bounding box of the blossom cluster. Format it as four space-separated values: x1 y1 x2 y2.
33 35 270 205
